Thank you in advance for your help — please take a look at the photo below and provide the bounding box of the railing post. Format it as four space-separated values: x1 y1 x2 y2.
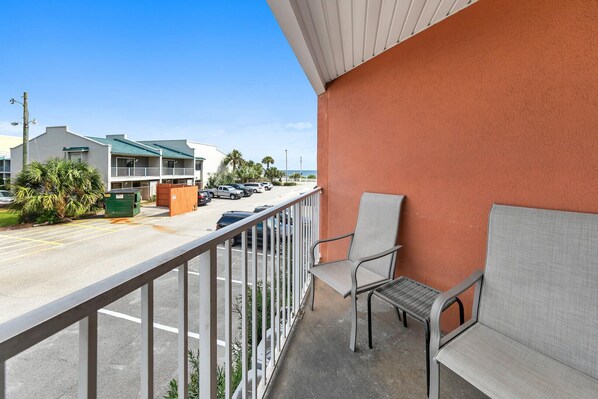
224 241 233 399
251 226 258 398
241 232 248 399
178 263 189 399
199 248 217 399
0 360 4 399
141 282 154 399
79 313 98 399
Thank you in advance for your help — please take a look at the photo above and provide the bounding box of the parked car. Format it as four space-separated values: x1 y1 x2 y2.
197 189 211 206
244 183 264 193
206 185 243 199
254 205 293 225
262 182 273 190
216 211 291 246
0 190 15 206
228 183 253 197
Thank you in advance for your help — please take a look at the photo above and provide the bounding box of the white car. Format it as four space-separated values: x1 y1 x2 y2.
0 190 15 206
262 182 273 190
244 183 265 193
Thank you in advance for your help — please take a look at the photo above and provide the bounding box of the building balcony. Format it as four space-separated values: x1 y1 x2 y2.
162 167 195 177
0 188 487 398
111 167 161 178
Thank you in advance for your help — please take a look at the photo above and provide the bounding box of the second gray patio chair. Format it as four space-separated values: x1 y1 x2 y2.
309 192 405 351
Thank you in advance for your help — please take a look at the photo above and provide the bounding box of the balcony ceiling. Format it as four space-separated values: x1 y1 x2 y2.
268 0 478 94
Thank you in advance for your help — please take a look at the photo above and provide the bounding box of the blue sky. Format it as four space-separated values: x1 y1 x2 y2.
0 1 317 169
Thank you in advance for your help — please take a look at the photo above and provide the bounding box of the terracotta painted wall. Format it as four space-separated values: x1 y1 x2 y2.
318 0 598 321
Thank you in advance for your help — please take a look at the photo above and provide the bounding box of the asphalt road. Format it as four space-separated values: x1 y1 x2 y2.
1 183 312 398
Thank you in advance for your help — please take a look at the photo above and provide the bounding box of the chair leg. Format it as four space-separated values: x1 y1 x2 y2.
456 297 464 325
424 322 431 397
367 291 374 349
403 310 408 328
310 276 316 311
394 307 402 322
429 354 440 399
350 293 358 352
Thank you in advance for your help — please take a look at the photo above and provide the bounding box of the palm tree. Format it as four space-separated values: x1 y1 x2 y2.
261 156 274 170
12 158 105 222
265 166 284 182
224 149 244 172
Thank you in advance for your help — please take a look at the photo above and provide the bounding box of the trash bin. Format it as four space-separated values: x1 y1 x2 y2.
104 189 141 218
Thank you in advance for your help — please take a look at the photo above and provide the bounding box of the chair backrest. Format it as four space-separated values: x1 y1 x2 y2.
478 204 598 378
348 192 405 278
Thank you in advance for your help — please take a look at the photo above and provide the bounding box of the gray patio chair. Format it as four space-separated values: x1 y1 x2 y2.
309 192 405 351
429 205 598 398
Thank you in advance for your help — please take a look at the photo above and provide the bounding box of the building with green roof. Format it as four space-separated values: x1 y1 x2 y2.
10 127 210 199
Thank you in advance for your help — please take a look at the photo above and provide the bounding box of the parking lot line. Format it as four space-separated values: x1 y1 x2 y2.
98 308 225 347
0 235 63 246
0 243 47 256
0 216 155 262
170 268 250 286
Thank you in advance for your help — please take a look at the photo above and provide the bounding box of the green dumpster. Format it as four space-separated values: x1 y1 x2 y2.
104 189 141 218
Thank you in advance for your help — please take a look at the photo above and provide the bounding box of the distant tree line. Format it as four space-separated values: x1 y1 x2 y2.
208 150 285 187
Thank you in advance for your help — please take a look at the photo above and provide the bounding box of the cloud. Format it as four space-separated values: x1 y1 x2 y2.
284 122 313 130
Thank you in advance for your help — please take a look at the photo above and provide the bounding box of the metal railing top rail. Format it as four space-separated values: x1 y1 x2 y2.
0 187 322 362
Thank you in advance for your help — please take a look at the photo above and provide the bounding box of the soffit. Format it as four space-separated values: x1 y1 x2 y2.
269 0 479 94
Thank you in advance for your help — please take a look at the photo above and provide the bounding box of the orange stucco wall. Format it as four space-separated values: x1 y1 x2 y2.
318 0 598 320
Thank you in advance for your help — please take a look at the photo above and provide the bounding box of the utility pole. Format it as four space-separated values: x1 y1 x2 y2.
285 149 288 182
10 92 33 168
22 92 29 167
300 156 302 182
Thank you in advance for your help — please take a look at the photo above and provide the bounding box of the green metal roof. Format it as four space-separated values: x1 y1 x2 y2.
87 137 160 157
63 146 89 152
143 143 194 159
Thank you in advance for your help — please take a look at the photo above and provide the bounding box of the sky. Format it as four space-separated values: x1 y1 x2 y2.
0 1 317 170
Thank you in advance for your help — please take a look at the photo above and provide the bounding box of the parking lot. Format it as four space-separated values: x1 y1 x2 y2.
1 183 311 398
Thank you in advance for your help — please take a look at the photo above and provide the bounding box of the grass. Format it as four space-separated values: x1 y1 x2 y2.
0 208 20 227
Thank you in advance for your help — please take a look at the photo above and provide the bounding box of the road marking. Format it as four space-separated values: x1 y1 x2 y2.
98 308 225 347
0 235 63 246
0 243 47 256
170 268 251 286
0 216 153 261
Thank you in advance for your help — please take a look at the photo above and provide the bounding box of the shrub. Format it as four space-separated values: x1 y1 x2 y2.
12 158 105 223
283 182 297 186
165 281 272 399
307 174 317 179
272 180 282 186
206 171 234 188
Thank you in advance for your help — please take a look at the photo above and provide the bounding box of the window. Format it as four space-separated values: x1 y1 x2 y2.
116 158 135 168
164 160 175 168
195 160 202 171
69 152 83 162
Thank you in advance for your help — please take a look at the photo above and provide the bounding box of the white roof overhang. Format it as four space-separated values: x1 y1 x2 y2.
268 0 479 94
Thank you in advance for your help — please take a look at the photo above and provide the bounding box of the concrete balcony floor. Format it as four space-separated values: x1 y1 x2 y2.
265 282 487 399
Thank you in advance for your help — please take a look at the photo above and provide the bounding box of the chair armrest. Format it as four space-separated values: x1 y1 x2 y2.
310 232 355 269
350 245 403 295
429 270 484 360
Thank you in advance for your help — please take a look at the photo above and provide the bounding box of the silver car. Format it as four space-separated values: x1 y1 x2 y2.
0 190 15 206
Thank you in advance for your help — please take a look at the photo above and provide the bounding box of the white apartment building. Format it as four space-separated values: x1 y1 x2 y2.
10 126 222 199
0 135 22 184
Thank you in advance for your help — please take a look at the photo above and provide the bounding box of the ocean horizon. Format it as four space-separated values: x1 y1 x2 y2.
283 169 317 176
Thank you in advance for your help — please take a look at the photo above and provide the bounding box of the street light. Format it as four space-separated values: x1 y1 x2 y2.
10 92 36 167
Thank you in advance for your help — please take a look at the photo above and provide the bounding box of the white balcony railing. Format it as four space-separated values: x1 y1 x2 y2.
111 167 161 177
162 167 195 176
0 187 321 399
